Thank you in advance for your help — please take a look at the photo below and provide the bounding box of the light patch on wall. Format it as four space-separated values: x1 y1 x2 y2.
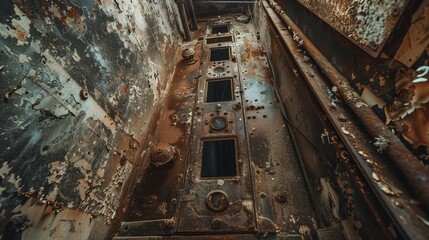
18 54 30 63
97 0 177 51
0 162 11 177
8 173 22 191
146 59 162 106
74 159 92 201
47 5 62 19
47 161 69 184
0 4 31 46
97 0 148 50
153 1 179 46
354 0 391 46
20 199 94 240
41 51 116 133
72 49 81 62
0 161 17 200
87 161 133 222
360 88 386 108
88 45 108 70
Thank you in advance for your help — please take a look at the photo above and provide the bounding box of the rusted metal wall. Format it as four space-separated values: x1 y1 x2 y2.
272 0 398 100
294 0 408 57
257 1 429 239
274 0 429 165
256 2 401 240
0 0 183 239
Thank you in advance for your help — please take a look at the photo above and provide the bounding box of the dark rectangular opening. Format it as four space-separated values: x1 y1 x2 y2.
210 48 230 61
206 79 233 102
206 36 233 44
201 139 237 178
212 25 229 34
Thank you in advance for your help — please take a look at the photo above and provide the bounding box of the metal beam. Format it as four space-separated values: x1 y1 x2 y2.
176 0 191 41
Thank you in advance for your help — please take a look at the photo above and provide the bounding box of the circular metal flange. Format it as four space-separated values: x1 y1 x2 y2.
181 48 196 64
150 143 176 167
210 116 228 131
206 190 229 212
80 89 89 100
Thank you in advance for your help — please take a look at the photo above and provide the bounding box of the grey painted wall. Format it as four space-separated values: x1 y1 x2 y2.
0 0 183 238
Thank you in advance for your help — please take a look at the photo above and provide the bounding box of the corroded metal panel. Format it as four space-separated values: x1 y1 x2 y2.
0 0 183 238
295 0 408 56
261 2 429 239
177 22 256 233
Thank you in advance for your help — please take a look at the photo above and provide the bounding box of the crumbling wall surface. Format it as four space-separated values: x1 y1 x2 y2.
0 0 181 238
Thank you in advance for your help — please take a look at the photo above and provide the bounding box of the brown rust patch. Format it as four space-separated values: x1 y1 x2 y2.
13 23 29 43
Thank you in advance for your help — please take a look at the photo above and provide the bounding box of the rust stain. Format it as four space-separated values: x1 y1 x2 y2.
121 85 129 94
0 4 32 45
67 7 79 19
14 24 29 43
45 3 86 35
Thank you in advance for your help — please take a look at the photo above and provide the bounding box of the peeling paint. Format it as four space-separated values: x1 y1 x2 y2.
385 68 429 147
72 49 81 62
42 51 116 133
0 5 31 45
296 0 407 55
0 0 182 238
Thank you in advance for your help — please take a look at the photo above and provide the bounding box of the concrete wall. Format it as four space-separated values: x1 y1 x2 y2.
0 0 183 239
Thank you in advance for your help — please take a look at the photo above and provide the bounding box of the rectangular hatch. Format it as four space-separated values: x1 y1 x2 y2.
212 24 229 34
210 47 230 61
206 78 233 102
201 139 237 178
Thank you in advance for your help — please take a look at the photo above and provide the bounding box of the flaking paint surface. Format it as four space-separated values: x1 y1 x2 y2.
0 0 182 238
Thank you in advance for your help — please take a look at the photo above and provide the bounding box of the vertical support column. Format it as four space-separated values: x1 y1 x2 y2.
176 0 192 41
186 0 198 31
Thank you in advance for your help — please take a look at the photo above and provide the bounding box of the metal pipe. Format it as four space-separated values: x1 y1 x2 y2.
186 0 198 31
266 0 429 209
176 0 191 41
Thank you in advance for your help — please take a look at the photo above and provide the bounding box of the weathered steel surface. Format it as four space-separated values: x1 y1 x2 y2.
268 0 429 212
262 1 429 239
272 0 406 102
235 18 318 236
177 19 256 233
295 0 408 57
116 37 204 237
260 19 381 239
394 0 429 67
0 0 183 239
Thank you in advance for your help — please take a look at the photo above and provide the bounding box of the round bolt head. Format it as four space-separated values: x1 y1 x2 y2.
150 143 176 167
80 89 89 100
211 218 222 229
210 116 228 130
